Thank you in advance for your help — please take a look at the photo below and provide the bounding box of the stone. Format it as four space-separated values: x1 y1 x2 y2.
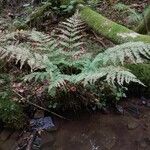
127 121 139 130
34 110 45 119
146 101 150 107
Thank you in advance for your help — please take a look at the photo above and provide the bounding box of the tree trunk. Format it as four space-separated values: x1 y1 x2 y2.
79 5 150 44
136 6 150 35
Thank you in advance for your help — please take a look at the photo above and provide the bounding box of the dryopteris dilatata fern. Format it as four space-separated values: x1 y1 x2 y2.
24 41 150 96
0 11 150 96
113 3 142 23
0 11 88 70
56 10 85 50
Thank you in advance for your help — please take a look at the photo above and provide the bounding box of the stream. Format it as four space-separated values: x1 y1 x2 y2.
0 101 150 150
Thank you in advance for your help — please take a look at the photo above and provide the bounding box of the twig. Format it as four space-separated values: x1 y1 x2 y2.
12 89 70 120
92 31 107 49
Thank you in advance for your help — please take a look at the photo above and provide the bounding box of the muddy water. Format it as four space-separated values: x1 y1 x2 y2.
0 108 150 150
48 109 150 150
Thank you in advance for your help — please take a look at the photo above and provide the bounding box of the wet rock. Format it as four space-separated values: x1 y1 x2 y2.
127 120 139 130
146 101 150 107
115 105 124 115
32 136 42 150
0 130 12 141
30 117 56 131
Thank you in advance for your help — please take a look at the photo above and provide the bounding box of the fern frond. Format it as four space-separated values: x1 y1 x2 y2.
114 3 142 23
75 66 144 87
57 10 86 50
92 42 150 66
0 44 48 70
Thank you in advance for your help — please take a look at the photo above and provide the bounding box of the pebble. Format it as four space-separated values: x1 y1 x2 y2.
127 121 139 130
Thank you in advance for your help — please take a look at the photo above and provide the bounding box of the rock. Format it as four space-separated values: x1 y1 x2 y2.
146 101 150 107
115 105 124 115
127 121 139 130
34 110 45 119
30 117 56 132
0 130 12 141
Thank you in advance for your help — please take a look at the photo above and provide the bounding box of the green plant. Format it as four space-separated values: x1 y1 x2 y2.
0 12 150 101
113 3 142 24
0 74 25 128
126 63 150 97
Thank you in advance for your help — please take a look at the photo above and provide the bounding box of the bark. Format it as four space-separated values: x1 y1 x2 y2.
79 5 150 44
136 6 150 34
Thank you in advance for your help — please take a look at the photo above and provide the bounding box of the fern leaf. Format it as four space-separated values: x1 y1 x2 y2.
92 42 150 66
75 66 144 87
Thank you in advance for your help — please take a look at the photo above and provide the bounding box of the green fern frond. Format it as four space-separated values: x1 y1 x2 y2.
113 3 142 23
0 44 48 70
57 10 86 50
75 66 144 87
92 42 150 66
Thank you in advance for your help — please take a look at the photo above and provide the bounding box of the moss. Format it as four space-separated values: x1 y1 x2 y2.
0 74 26 129
79 6 150 44
0 97 26 129
126 64 150 97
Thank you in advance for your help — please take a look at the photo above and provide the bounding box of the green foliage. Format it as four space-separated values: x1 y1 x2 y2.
126 64 150 83
0 12 150 100
0 97 25 129
126 63 150 97
113 3 142 24
0 74 25 129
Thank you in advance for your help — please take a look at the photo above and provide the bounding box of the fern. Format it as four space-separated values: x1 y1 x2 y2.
75 65 144 87
92 42 150 66
56 10 86 50
0 30 57 70
0 12 88 71
1 12 150 97
113 3 142 23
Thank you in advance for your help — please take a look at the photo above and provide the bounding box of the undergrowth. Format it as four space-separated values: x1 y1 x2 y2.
0 74 26 129
0 8 149 125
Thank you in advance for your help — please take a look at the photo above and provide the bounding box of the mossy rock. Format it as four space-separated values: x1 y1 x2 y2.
0 97 26 129
126 63 150 97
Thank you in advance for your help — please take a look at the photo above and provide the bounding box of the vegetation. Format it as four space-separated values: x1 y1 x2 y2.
0 0 150 128
0 74 25 128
